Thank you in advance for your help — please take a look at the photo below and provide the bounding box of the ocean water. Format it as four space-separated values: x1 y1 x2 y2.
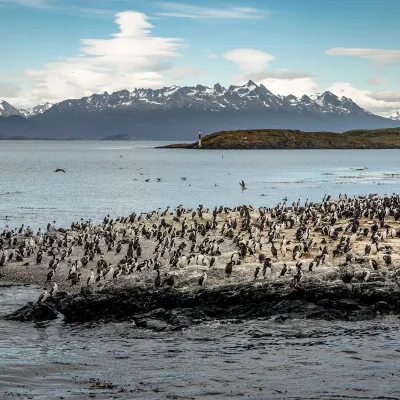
1 284 400 399
1 141 400 230
1 141 400 399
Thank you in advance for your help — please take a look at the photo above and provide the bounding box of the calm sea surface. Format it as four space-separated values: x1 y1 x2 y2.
1 141 400 399
1 141 400 230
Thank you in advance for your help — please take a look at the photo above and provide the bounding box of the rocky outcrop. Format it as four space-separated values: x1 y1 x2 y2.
4 280 400 328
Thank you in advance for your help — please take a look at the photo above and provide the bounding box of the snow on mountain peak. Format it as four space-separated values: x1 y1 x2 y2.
0 83 376 118
389 110 400 121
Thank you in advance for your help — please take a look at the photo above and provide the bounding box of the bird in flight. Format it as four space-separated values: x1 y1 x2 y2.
239 180 247 192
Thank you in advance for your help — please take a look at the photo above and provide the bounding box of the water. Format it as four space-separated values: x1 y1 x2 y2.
1 141 400 230
2 141 400 399
1 284 400 399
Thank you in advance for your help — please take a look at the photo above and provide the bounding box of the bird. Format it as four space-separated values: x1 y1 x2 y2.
54 169 66 173
46 269 55 281
37 288 50 303
225 261 233 278
50 282 58 297
198 271 207 286
239 180 247 192
155 270 161 288
70 274 81 286
87 270 95 286
165 273 175 288
280 264 288 277
254 266 260 281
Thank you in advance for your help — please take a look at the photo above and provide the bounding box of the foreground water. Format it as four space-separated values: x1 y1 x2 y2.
1 284 400 399
1 141 400 230
2 142 400 399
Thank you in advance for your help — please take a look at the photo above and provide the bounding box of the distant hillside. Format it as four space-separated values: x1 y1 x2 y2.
161 128 400 149
100 134 138 141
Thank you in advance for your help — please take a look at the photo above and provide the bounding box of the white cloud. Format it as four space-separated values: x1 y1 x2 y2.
367 77 388 85
223 49 275 74
326 82 400 116
368 90 400 102
326 48 400 65
156 3 269 19
223 48 318 96
259 77 318 96
167 66 201 80
1 11 185 108
0 82 21 97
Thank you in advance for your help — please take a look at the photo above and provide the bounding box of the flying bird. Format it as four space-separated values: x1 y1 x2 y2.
239 180 247 192
54 169 66 173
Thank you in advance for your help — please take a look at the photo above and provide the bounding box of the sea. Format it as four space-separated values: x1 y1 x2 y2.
1 141 400 399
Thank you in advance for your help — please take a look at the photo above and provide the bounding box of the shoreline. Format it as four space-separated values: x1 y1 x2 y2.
2 194 400 328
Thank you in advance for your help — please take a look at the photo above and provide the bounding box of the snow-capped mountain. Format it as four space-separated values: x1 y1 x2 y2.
389 110 400 121
18 102 53 118
0 100 24 117
0 81 397 140
44 80 371 117
0 81 377 117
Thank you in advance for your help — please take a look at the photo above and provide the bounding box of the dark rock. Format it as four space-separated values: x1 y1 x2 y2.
336 299 361 311
372 301 390 313
138 319 168 332
6 280 400 326
5 301 59 322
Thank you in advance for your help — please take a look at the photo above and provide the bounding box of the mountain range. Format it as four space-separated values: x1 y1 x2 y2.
0 81 398 140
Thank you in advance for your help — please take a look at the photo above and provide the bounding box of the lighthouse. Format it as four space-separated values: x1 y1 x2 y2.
198 129 202 148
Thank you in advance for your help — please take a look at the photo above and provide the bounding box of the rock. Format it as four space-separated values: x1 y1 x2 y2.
372 301 390 313
5 301 59 322
336 299 361 311
137 319 168 332
6 280 400 326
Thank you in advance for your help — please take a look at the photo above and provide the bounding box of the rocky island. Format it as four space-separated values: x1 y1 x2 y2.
2 194 400 330
160 127 400 149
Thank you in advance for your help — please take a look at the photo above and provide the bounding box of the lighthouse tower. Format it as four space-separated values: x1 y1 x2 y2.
198 129 202 148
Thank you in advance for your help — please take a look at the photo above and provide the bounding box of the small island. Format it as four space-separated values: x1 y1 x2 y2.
3 194 400 330
160 127 400 149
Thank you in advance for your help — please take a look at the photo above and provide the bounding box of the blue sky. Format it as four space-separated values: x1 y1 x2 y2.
0 0 399 115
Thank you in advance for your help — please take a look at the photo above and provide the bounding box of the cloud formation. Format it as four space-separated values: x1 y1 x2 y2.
223 49 275 73
156 3 269 19
2 11 187 107
326 48 400 65
0 82 21 97
368 90 400 102
223 48 318 96
167 66 201 80
327 82 400 115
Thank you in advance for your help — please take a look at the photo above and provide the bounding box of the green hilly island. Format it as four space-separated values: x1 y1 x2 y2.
161 127 400 149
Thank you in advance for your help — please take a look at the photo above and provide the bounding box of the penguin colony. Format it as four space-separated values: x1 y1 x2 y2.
2 193 400 303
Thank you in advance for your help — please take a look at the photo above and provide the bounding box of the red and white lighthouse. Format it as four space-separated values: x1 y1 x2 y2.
198 129 202 147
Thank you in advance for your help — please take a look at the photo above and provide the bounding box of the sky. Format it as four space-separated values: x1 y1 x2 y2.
0 0 399 116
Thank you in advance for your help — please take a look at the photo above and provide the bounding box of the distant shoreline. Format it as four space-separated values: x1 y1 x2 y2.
0 134 139 141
